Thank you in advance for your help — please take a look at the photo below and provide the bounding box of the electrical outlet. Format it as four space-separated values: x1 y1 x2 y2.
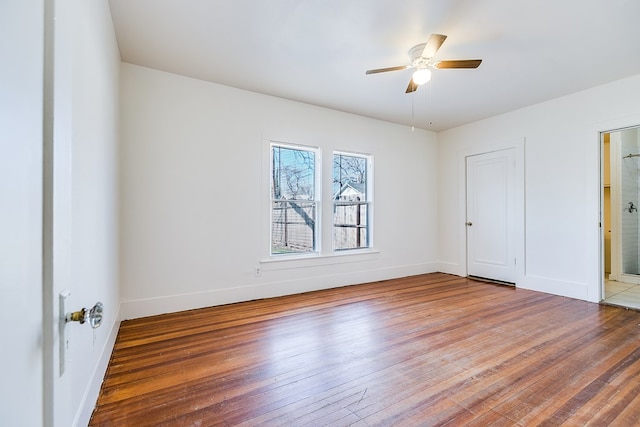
255 266 261 277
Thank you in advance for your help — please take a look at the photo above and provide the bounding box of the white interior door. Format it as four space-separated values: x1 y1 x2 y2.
0 1 45 425
466 149 516 283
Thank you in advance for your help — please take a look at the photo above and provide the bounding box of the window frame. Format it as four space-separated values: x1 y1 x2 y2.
332 150 373 252
269 141 322 257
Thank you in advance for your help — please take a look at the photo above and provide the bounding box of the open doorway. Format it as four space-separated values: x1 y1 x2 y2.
602 126 640 309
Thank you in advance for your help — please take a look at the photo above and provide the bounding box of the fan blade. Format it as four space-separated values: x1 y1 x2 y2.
405 79 418 93
421 34 447 58
366 65 411 75
435 59 482 69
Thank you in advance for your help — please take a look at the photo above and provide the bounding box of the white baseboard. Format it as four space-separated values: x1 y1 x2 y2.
75 307 121 427
435 261 465 277
120 263 439 320
519 274 593 302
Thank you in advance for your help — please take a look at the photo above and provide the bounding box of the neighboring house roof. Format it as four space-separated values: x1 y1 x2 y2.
334 182 365 200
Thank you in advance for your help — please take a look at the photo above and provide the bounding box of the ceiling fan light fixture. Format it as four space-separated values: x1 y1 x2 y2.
412 68 431 85
365 34 481 94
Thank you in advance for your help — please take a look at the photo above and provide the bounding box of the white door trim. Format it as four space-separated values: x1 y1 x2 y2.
593 117 640 303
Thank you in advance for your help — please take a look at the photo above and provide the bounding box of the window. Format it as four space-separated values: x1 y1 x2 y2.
270 143 319 255
333 152 372 250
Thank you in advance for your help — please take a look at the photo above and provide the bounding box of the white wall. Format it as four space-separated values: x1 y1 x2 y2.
119 63 439 319
438 74 640 303
51 0 121 425
0 1 44 425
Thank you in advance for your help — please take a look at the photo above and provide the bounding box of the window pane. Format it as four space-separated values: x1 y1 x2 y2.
272 146 315 200
333 153 370 250
333 202 368 249
333 153 367 201
271 201 316 254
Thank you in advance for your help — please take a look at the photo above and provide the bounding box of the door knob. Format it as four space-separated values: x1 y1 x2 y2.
465 221 473 226
66 302 104 329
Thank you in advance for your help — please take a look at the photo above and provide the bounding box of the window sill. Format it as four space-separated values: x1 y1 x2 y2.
260 249 380 271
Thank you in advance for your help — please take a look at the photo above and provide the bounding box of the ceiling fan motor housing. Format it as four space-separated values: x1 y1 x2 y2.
409 43 428 61
409 43 430 68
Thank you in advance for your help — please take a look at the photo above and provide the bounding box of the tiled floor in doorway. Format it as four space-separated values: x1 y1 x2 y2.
604 280 640 309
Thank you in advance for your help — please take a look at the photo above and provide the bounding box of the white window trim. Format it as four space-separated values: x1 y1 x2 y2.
269 141 322 257
262 140 377 265
260 248 380 271
332 150 374 252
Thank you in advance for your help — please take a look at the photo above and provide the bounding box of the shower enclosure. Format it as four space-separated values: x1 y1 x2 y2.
605 127 640 283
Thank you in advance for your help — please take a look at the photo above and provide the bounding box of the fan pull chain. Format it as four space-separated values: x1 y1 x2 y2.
411 94 415 132
429 78 433 125
428 80 433 126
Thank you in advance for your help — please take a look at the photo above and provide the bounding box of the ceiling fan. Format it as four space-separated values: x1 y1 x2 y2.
365 34 482 93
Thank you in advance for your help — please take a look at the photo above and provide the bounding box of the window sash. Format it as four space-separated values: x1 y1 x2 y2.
271 200 317 254
270 143 320 256
333 201 369 249
332 152 372 251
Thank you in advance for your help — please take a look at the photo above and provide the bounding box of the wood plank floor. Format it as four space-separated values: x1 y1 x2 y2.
89 273 640 426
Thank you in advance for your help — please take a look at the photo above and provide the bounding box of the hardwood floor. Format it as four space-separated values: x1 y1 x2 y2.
89 273 640 426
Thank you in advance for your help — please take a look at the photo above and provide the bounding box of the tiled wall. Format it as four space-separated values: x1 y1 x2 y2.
621 129 640 274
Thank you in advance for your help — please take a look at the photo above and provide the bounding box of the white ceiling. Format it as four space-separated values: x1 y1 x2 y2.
108 0 640 131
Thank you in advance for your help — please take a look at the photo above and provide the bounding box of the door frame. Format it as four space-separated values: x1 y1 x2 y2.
600 125 640 302
457 138 526 285
594 114 640 303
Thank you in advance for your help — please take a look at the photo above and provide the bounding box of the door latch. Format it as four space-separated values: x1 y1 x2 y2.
465 221 473 226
